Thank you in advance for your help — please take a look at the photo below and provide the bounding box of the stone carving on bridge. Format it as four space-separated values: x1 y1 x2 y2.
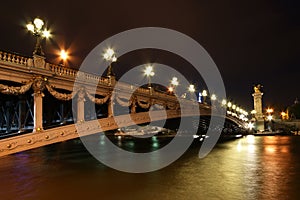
115 95 133 107
85 90 111 104
0 81 33 95
32 77 47 95
45 84 78 101
33 54 46 69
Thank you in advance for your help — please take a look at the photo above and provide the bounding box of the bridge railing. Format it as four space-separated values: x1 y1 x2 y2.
0 51 29 66
48 63 78 77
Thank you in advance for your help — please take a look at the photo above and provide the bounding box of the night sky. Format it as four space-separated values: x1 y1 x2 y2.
0 0 299 111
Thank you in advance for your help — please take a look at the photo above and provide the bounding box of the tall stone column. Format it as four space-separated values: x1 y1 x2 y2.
252 84 264 131
107 94 114 117
32 77 46 132
77 88 85 123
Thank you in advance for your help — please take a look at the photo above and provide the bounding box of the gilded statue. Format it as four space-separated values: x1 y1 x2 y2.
254 84 262 93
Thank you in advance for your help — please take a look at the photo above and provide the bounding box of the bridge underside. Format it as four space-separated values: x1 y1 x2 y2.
0 109 198 157
0 109 246 157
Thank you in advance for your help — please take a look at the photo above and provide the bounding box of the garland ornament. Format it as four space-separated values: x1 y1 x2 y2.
0 82 33 95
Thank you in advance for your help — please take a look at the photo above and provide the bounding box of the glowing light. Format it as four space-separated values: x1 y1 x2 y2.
26 23 34 32
251 110 257 115
42 29 51 38
202 90 208 97
266 108 274 114
246 122 254 130
211 94 217 101
168 86 174 92
144 65 155 77
227 102 232 108
267 115 273 121
171 77 179 86
33 18 44 30
188 84 195 93
221 99 227 106
103 48 117 62
60 50 68 61
232 104 236 110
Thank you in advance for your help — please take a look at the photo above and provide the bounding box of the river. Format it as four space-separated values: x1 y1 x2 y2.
1 135 300 200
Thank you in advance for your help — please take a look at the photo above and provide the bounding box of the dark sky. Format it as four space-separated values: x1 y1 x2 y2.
0 0 299 111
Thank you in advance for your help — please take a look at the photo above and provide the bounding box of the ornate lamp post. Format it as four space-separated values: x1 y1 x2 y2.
103 48 117 77
26 18 50 56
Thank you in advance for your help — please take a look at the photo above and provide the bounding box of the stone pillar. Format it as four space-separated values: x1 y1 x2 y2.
252 85 264 131
77 88 85 123
107 94 114 117
32 77 46 132
253 94 263 119
33 93 43 132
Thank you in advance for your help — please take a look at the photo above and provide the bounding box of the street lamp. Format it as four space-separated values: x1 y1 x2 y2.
221 99 227 106
267 115 273 121
26 18 51 56
188 84 195 93
60 50 69 66
171 77 179 87
170 77 179 93
281 111 288 120
187 84 196 100
168 86 174 93
103 48 117 77
144 65 155 88
266 108 274 115
211 94 217 101
232 104 237 110
227 101 232 108
202 90 208 103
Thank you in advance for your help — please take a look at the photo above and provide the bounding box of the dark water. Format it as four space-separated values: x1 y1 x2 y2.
1 135 300 200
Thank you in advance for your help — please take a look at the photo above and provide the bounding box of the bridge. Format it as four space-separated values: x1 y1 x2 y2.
0 50 248 157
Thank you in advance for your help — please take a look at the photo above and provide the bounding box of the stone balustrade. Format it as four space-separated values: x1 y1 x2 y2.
0 51 28 65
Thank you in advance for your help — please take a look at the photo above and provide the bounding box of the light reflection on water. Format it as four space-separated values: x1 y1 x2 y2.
1 136 300 200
